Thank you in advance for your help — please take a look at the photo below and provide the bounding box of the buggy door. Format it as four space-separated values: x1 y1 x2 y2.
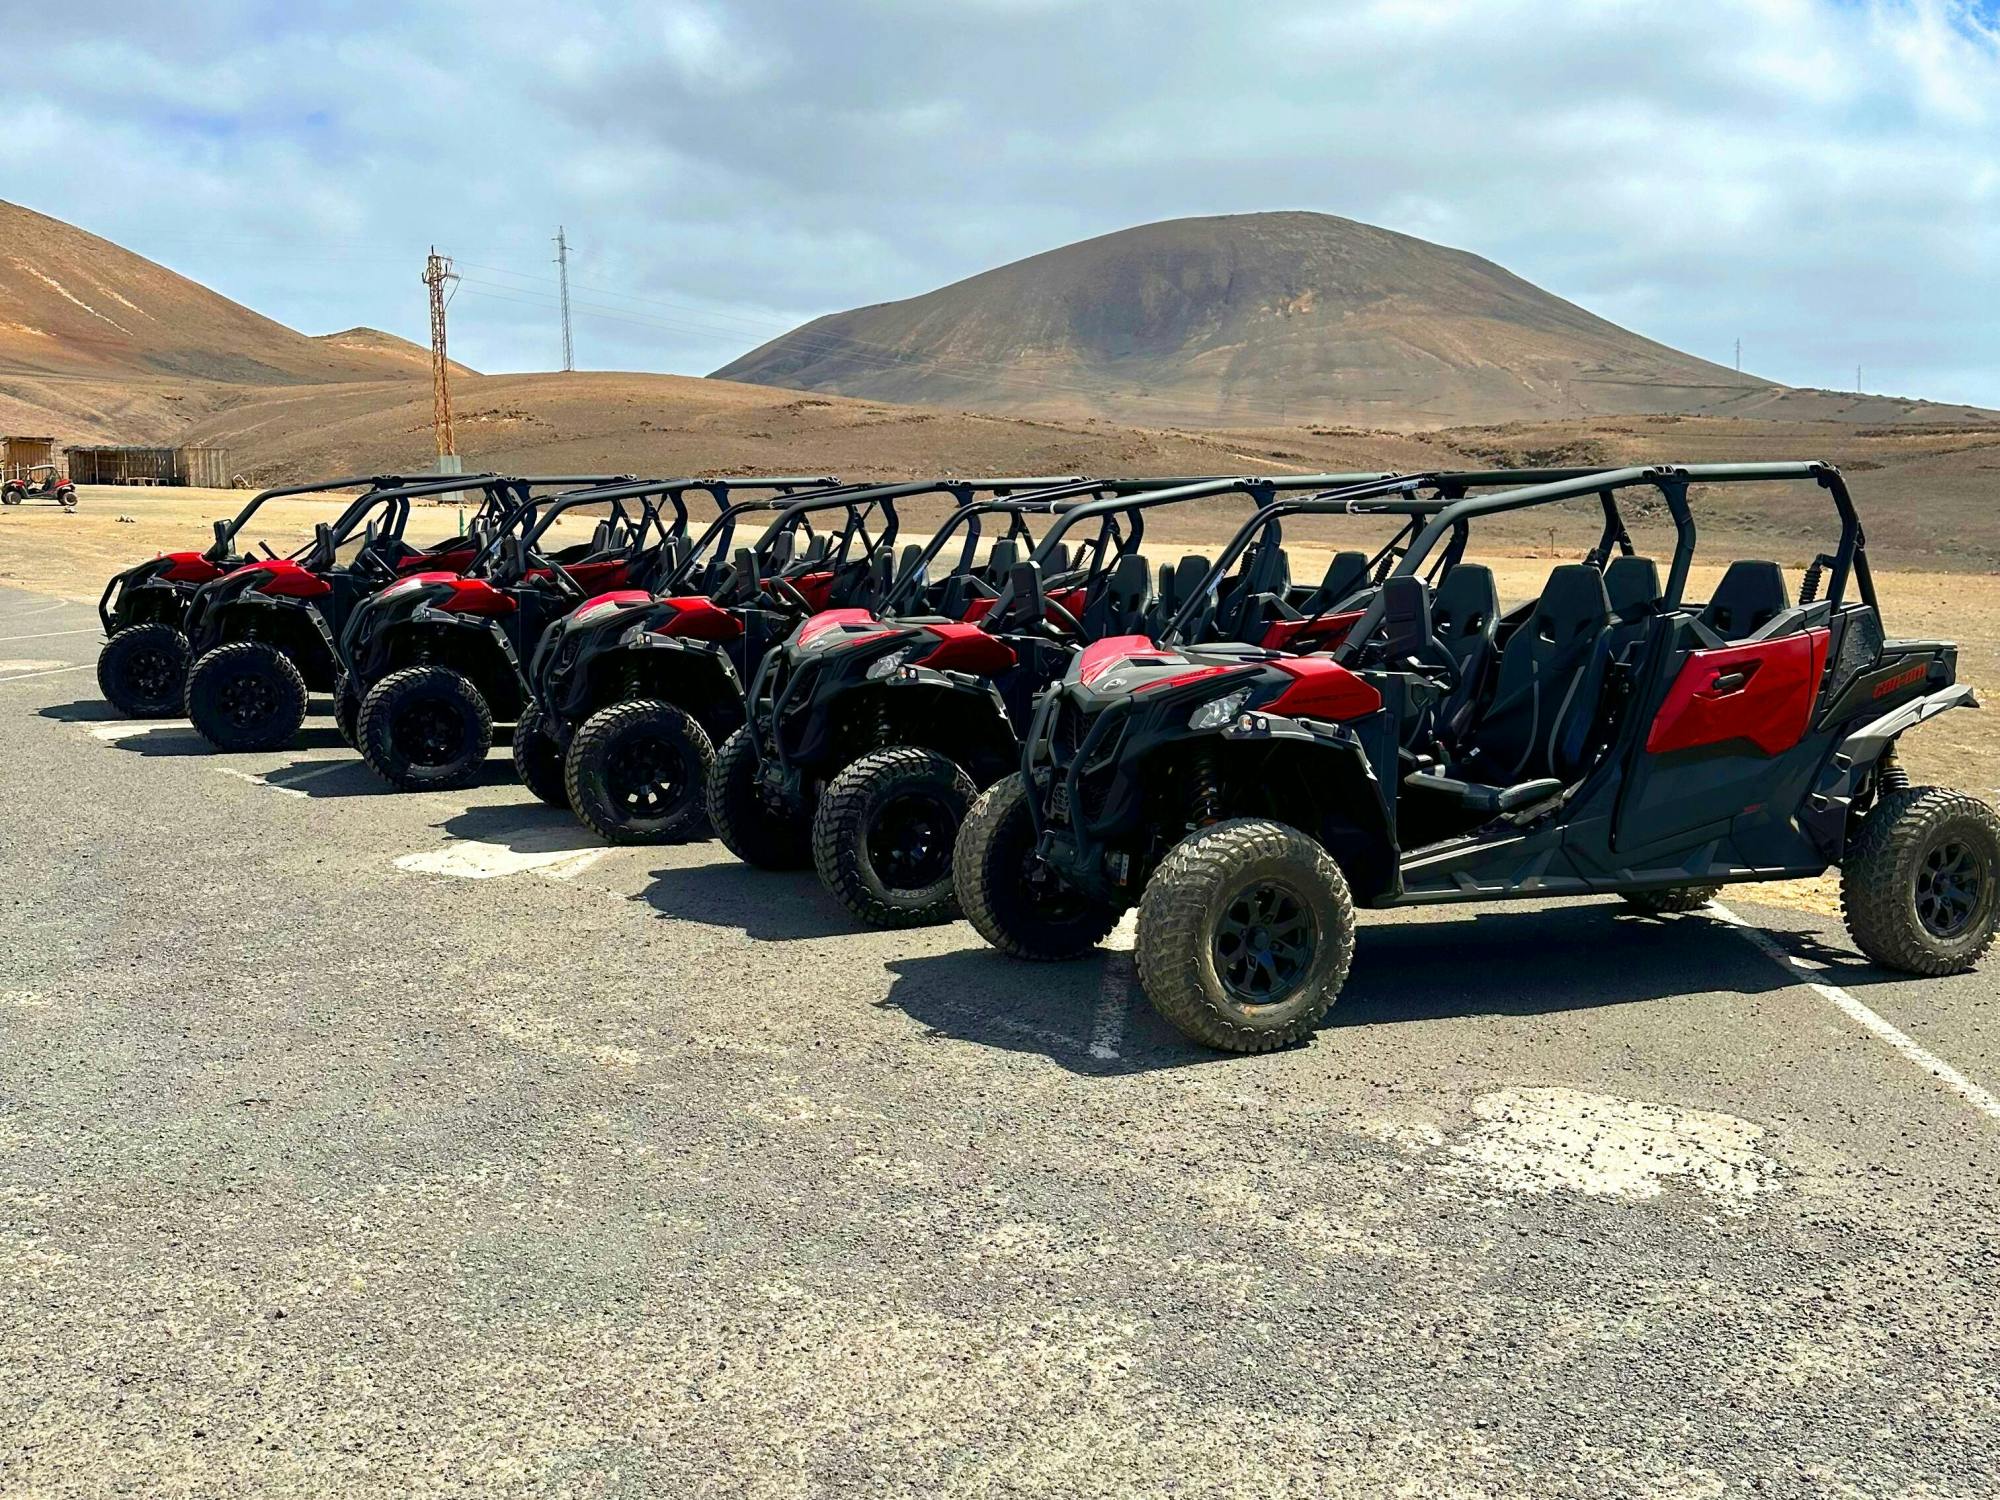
1611 610 1830 857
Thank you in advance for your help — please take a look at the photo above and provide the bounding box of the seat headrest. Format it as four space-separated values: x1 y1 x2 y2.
1318 551 1370 607
1603 556 1662 622
1432 564 1498 638
986 540 1019 582
1700 560 1790 639
1532 564 1611 644
1045 542 1070 575
1109 551 1150 601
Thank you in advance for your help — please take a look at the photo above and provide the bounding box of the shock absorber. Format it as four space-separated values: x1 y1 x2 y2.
870 694 892 750
1799 556 1825 606
1188 749 1221 829
1879 745 1911 794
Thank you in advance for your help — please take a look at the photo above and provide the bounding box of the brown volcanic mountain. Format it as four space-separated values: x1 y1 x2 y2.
0 199 456 385
713 212 1991 430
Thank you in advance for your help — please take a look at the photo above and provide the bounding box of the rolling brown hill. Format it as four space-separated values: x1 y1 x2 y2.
313 327 475 379
714 212 1995 431
167 372 2000 571
0 199 441 385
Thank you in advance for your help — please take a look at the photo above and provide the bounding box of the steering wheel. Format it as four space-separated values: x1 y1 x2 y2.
1041 597 1086 638
766 575 815 614
540 555 589 602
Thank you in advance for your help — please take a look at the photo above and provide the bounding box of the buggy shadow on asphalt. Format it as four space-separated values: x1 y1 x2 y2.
879 946 1178 1076
635 857 859 941
259 749 521 797
881 901 1800 1077
436 802 606 853
38 699 122 723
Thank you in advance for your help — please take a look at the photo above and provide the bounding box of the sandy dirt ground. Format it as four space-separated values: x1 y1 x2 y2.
4 483 1991 916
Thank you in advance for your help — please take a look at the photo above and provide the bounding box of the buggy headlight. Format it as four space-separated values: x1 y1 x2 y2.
1188 686 1252 730
866 645 918 680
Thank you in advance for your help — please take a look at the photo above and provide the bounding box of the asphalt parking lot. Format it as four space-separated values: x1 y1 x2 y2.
3 583 1996 1498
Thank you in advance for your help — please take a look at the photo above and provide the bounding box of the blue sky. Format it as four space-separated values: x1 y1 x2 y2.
4 0 1997 407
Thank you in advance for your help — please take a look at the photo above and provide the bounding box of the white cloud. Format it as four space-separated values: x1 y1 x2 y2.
0 0 1993 404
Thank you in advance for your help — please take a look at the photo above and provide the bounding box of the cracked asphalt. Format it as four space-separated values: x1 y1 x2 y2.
2 584 1996 1499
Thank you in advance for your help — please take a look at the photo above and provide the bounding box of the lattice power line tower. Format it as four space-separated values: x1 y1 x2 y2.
554 226 575 373
422 247 461 473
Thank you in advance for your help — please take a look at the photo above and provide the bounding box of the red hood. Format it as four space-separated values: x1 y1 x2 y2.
156 550 223 584
235 557 331 598
796 608 896 649
650 595 744 641
1076 635 1170 686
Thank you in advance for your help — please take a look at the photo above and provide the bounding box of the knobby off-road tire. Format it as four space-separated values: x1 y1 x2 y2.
1134 818 1356 1054
1622 885 1722 916
1841 785 2000 976
333 671 362 750
706 727 812 870
184 640 308 752
812 747 977 928
510 700 570 809
97 623 190 718
955 772 1120 959
565 699 714 844
357 665 493 792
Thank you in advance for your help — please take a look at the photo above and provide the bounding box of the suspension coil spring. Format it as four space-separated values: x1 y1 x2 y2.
871 695 892 749
1879 745 1911 794
1799 557 1824 606
1189 750 1221 827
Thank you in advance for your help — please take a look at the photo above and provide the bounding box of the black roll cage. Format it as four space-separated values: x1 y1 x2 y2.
658 480 888 592
490 475 846 587
972 473 1401 626
878 476 1255 614
737 476 1091 587
1156 467 1631 646
1389 461 1870 608
313 473 619 571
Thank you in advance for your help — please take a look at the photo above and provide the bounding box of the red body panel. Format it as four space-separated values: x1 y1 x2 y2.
1077 635 1166 686
1133 663 1243 696
913 622 1017 674
1260 610 1363 652
565 560 631 592
1646 628 1830 756
241 559 332 598
652 596 745 641
793 570 836 611
159 551 223 585
1261 658 1384 721
798 608 882 646
402 547 475 574
437 578 518 616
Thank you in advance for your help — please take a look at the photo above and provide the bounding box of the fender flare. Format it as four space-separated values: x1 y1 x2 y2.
1802 684 1978 860
1838 683 1978 767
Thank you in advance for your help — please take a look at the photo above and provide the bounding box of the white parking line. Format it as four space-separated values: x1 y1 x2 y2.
276 761 353 786
0 600 69 623
1089 911 1139 1061
0 663 92 686
214 767 310 800
1711 901 2000 1122
394 836 606 882
0 627 99 644
86 719 192 741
